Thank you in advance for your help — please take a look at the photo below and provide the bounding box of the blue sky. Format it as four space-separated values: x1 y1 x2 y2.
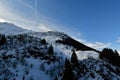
0 0 120 51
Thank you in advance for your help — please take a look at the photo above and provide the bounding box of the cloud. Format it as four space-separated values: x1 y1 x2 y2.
37 24 53 32
85 42 111 49
16 0 34 9
116 38 120 43
0 1 54 32
75 38 111 50
75 38 86 43
77 33 81 36
0 18 7 22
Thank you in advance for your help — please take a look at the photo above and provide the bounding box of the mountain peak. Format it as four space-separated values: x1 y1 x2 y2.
0 22 28 35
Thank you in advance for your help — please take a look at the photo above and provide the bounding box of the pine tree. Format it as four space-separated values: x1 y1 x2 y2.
114 50 119 57
54 76 58 80
48 45 54 55
71 49 78 67
62 59 74 80
100 48 120 67
41 39 46 45
0 34 6 45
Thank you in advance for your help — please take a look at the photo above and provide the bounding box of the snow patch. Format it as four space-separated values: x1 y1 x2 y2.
76 51 99 60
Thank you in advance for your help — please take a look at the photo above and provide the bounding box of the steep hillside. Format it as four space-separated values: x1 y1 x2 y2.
26 31 100 52
0 23 120 80
0 22 100 52
0 22 29 35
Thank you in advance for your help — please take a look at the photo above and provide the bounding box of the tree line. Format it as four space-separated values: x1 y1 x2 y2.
100 48 120 67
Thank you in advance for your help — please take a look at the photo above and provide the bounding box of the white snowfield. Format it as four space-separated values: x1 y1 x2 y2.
0 22 29 35
76 51 99 60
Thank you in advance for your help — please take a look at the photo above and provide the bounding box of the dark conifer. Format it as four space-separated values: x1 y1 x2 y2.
48 45 54 55
62 59 74 80
0 34 6 45
71 49 78 67
41 39 46 45
100 48 120 67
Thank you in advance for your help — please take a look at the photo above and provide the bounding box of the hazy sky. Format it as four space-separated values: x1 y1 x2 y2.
0 0 120 51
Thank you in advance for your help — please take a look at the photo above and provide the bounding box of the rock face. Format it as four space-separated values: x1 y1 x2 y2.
0 22 120 80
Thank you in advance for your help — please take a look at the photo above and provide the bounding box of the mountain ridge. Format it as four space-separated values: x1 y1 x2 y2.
0 22 29 35
0 22 99 52
0 22 119 80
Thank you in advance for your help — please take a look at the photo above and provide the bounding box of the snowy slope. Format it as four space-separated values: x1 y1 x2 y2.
0 22 29 35
0 22 120 80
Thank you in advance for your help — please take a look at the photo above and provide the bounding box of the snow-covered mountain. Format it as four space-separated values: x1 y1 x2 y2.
0 22 120 80
0 22 29 35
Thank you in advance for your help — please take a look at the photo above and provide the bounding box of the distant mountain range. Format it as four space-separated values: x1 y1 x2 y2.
0 22 120 80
